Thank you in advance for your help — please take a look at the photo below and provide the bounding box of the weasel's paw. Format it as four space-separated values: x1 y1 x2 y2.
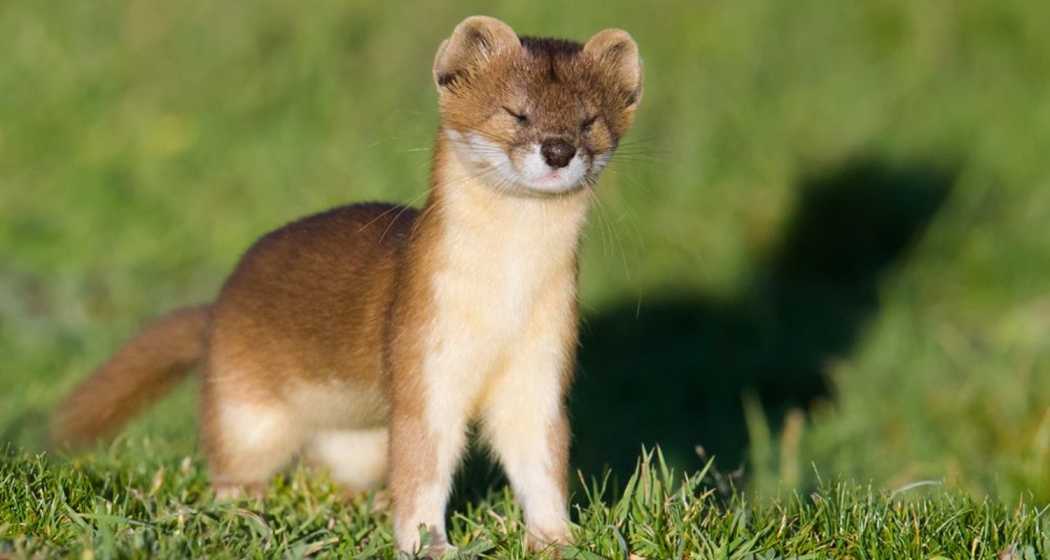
338 487 390 512
371 489 391 512
526 527 572 555
418 542 457 559
212 483 265 501
396 523 456 559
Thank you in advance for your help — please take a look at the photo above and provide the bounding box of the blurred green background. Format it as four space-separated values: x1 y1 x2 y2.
1 1 1047 503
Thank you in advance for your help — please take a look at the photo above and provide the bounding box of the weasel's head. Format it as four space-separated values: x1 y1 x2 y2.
434 16 642 196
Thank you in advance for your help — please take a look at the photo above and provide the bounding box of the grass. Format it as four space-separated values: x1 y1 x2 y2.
2 0 1050 556
2 446 1046 559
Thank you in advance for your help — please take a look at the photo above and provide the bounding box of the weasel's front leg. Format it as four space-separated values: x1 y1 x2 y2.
388 372 470 555
481 342 573 551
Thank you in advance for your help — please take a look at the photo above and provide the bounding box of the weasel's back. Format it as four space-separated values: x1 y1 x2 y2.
208 203 418 385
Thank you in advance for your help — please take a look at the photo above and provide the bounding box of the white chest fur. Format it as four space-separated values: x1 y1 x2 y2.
423 150 588 397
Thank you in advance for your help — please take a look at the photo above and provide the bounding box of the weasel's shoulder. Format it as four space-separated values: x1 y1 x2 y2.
224 202 419 289
256 203 419 251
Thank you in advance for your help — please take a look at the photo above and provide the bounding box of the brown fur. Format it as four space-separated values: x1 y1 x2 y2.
52 15 641 555
52 305 210 446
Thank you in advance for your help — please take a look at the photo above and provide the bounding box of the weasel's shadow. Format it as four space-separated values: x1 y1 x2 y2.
454 157 955 503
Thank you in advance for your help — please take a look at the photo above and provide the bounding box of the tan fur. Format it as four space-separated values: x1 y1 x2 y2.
52 15 641 556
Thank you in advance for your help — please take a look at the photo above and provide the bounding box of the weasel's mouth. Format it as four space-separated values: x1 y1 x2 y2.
516 167 586 194
445 130 593 195
539 170 563 182
511 144 589 194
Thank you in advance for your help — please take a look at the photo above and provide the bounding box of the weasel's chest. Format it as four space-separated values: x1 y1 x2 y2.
415 225 576 398
431 230 570 339
409 181 587 387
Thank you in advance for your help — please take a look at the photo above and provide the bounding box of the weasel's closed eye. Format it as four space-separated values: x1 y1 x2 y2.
503 106 529 125
580 114 598 132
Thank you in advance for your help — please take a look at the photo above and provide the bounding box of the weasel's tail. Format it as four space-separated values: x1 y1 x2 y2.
51 304 211 447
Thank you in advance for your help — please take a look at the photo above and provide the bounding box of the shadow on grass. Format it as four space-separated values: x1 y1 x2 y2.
454 157 956 504
570 157 957 482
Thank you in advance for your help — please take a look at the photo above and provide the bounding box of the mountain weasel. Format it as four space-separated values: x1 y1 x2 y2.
53 15 642 555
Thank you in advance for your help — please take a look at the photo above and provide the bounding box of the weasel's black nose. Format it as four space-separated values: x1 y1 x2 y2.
541 139 576 169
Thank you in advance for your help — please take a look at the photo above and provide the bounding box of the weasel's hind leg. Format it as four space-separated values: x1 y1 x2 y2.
305 428 388 495
202 390 306 499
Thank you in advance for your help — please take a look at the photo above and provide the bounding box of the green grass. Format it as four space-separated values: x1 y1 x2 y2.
2 0 1050 556
2 447 1046 559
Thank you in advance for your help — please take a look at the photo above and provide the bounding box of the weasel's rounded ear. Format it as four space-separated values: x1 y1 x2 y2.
433 16 520 92
584 29 643 109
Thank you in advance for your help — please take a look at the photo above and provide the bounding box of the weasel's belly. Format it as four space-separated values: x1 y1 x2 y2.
285 378 389 431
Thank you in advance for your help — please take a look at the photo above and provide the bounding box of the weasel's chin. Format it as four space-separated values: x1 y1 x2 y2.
519 178 585 195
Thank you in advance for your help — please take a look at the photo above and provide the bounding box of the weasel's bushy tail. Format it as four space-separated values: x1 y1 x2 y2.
51 305 211 447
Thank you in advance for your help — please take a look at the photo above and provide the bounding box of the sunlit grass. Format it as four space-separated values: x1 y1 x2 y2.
1 0 1049 555
1 446 1046 558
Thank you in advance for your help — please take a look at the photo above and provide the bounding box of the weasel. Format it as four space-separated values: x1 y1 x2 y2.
52 15 642 555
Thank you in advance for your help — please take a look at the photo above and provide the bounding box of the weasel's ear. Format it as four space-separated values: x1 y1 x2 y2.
433 16 520 92
584 29 642 109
